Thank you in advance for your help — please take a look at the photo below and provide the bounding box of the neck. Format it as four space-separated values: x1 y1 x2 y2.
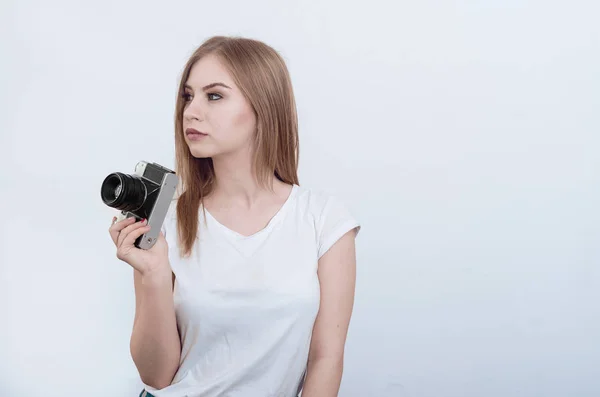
209 148 274 209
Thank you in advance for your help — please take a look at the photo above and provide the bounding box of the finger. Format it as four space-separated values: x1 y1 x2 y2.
109 216 137 245
108 217 121 245
117 219 148 248
121 222 151 249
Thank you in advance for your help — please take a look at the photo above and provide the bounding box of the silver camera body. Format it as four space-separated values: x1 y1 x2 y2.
101 161 178 250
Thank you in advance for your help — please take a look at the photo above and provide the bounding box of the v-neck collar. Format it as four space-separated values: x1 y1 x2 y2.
203 184 298 241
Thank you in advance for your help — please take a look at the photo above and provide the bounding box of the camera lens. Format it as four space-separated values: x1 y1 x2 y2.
101 172 147 211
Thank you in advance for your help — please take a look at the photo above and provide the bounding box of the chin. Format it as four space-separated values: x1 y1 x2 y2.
188 141 245 160
185 146 208 158
189 150 214 159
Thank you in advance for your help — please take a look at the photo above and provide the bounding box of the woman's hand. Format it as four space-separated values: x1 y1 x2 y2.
109 216 170 277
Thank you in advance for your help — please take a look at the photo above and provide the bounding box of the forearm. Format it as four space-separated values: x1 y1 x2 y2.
301 356 344 397
130 272 181 390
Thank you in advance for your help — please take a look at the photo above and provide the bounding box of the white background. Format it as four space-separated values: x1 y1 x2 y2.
1 0 599 396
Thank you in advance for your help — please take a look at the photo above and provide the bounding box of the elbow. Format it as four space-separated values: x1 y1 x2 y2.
308 351 345 371
131 347 180 391
137 364 178 391
140 375 175 391
308 347 345 365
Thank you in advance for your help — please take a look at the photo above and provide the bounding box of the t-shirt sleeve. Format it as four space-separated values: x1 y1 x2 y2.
316 194 361 259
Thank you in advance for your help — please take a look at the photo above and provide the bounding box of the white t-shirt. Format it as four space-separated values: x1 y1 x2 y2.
142 184 360 397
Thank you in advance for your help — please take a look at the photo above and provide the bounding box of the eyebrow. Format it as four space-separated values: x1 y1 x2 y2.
184 82 232 91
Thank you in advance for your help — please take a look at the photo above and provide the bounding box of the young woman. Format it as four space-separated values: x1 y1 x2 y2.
108 36 360 397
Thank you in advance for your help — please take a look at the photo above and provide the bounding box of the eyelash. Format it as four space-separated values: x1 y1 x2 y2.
182 92 222 102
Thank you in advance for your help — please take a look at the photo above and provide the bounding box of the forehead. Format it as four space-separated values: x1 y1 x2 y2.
186 54 234 88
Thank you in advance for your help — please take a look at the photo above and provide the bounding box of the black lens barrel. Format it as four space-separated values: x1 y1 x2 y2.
100 172 146 211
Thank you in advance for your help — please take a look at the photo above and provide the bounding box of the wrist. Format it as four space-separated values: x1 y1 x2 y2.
140 266 172 286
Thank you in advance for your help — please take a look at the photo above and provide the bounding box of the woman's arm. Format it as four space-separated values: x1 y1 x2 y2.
302 229 358 397
130 269 181 390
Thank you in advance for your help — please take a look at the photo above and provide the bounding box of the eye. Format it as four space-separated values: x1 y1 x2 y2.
207 93 222 101
182 92 193 102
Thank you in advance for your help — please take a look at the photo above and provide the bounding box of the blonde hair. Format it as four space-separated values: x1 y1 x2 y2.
172 36 299 258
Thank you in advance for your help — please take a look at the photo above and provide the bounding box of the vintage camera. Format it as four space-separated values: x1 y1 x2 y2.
101 161 178 249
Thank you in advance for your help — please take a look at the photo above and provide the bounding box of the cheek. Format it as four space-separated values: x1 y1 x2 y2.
233 107 256 138
217 100 256 142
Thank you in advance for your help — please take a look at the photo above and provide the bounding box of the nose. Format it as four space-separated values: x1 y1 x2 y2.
183 96 205 122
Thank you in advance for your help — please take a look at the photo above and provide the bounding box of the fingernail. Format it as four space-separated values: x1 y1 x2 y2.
141 218 146 224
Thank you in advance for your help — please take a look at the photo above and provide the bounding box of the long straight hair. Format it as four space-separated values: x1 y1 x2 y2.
172 36 299 258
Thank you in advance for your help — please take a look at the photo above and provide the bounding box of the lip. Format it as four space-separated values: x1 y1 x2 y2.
185 128 208 136
185 128 208 141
